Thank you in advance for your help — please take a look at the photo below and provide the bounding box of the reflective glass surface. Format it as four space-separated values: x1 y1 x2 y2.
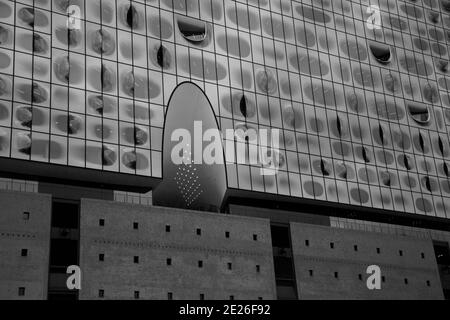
1 0 450 218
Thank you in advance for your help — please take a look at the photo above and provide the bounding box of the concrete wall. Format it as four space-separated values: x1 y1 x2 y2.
0 190 52 300
79 199 277 300
290 222 444 300
0 188 447 300
229 204 330 226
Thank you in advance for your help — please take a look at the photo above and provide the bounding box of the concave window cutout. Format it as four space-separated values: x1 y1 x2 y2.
418 133 425 152
240 95 248 117
234 123 258 142
157 45 171 69
362 147 370 163
320 159 330 176
378 125 385 145
231 94 256 118
403 154 412 170
436 59 449 73
443 163 449 177
424 176 432 192
369 43 392 64
125 4 140 29
439 136 445 155
336 116 342 137
407 103 431 125
177 16 207 43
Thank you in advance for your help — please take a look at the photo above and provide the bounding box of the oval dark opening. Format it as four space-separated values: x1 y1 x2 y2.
320 159 330 176
362 147 370 163
177 16 207 43
369 43 392 64
407 103 430 125
240 95 248 118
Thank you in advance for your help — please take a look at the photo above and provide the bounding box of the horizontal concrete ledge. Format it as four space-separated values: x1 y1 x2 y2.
224 188 450 233
0 158 161 193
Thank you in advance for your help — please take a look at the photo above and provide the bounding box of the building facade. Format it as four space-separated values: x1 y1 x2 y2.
1 0 450 299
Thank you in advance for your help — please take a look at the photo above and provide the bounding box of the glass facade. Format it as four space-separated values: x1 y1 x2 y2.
1 0 450 218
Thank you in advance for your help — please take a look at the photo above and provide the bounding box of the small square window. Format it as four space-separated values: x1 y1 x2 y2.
166 225 171 233
256 265 260 273
330 242 334 249
426 280 431 287
99 289 104 298
23 212 30 220
358 274 362 281
200 293 205 300
18 287 25 296
227 262 232 270
421 252 425 259
133 222 139 230
196 228 201 236
309 270 313 277
229 295 234 300
99 253 105 261
99 219 105 227
134 256 139 264
334 272 339 279
404 278 408 285
168 292 173 300
21 249 28 257
134 291 140 299
225 231 230 238
382 276 386 283
253 234 258 241
376 248 381 254
399 250 403 256
354 245 358 252
305 239 309 246
167 258 172 266
198 260 203 268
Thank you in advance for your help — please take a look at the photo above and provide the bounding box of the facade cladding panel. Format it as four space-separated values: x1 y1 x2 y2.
1 0 450 217
0 190 52 299
79 198 276 300
290 222 444 299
